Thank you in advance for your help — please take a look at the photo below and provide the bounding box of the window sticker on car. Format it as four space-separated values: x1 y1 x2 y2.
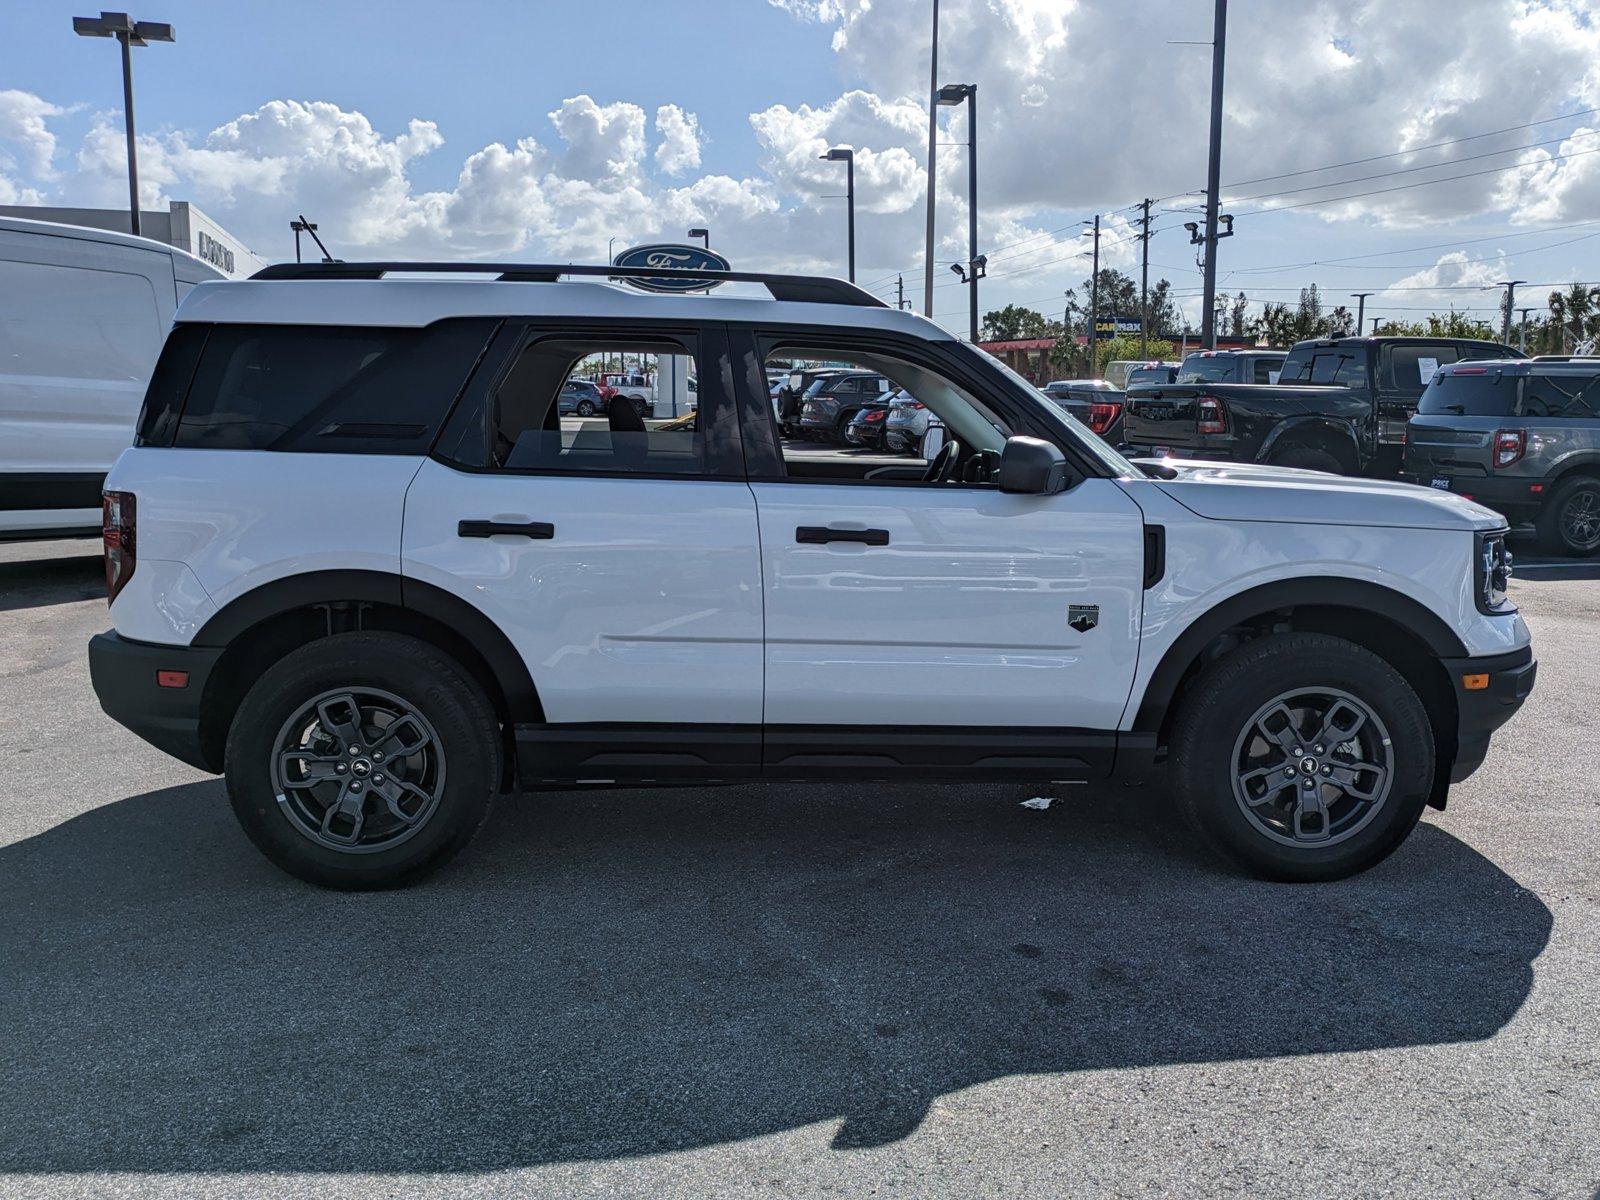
1417 357 1440 384
1268 370 1281 384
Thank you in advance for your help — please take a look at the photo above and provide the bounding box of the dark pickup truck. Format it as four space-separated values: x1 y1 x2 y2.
1122 336 1522 475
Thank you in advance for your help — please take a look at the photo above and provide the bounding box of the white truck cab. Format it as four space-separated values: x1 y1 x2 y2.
0 216 224 540
88 261 1535 889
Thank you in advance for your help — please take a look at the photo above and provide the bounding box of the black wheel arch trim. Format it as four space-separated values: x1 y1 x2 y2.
192 569 542 722
1255 416 1361 465
1133 577 1469 733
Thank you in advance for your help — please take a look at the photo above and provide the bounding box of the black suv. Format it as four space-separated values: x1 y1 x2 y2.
1404 358 1600 555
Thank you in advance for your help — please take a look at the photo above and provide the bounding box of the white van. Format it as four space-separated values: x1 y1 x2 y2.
0 216 224 540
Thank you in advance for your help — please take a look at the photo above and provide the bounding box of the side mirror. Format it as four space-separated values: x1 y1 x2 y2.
998 435 1070 494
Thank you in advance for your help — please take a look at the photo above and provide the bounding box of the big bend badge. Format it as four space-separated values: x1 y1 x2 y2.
1067 604 1099 633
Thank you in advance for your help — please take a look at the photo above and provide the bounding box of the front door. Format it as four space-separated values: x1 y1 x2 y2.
739 329 1147 740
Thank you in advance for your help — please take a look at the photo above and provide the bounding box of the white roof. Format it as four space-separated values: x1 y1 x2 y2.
175 277 956 339
0 214 220 276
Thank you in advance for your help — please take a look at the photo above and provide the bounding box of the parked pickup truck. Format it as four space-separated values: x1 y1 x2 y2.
1174 348 1287 386
1123 336 1522 475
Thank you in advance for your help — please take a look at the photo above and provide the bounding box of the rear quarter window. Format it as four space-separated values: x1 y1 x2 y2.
170 320 496 453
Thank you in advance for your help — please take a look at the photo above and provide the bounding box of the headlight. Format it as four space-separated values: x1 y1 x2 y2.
1476 530 1514 614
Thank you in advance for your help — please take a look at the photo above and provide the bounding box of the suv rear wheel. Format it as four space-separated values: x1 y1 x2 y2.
1168 633 1433 881
224 631 501 889
1536 475 1600 557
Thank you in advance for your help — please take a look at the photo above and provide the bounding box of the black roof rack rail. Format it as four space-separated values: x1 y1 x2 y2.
248 261 889 308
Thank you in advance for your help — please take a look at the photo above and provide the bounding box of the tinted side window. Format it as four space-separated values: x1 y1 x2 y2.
1385 344 1460 392
174 320 495 453
1252 358 1280 384
1523 374 1600 419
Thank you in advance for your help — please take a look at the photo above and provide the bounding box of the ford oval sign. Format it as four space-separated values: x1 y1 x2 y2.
612 243 731 292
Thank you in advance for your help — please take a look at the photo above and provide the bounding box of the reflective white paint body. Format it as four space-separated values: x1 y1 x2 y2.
401 458 764 724
750 478 1147 728
105 447 421 621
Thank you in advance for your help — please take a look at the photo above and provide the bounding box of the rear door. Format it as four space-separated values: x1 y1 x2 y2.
733 326 1146 767
403 320 765 737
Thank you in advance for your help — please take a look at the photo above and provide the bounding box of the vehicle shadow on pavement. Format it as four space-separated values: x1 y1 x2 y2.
0 553 103 614
0 779 1551 1175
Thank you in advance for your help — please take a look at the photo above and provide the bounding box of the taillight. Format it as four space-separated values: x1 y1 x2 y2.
865 408 887 422
1086 401 1123 435
102 490 136 605
1197 396 1229 435
1493 429 1526 469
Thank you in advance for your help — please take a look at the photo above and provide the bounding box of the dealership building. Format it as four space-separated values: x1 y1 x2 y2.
0 200 265 278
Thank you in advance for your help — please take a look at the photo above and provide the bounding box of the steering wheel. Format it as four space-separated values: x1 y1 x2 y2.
921 439 963 484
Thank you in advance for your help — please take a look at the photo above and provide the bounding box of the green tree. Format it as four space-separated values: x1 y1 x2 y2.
980 304 1052 342
1096 334 1177 374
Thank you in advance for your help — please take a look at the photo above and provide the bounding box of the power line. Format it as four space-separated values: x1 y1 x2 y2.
1232 143 1600 218
1227 127 1600 206
1221 106 1600 190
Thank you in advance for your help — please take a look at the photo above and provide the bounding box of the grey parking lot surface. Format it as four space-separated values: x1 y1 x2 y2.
0 539 1596 1199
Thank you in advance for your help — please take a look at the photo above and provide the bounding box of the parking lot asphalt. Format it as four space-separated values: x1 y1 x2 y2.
0 538 1596 1199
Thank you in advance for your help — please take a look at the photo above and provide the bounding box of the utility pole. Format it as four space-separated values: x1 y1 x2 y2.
1497 280 1526 346
897 274 907 310
1199 0 1228 349
1138 198 1153 359
922 0 940 316
1086 216 1101 377
1517 306 1533 352
1351 292 1373 336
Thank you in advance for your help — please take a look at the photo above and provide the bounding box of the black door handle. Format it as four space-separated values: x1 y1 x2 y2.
458 519 555 539
796 525 889 546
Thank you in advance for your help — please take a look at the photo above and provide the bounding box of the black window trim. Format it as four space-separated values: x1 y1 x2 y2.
429 317 748 483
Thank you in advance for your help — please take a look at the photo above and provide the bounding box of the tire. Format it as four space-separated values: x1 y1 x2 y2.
1167 632 1434 882
224 631 501 889
576 400 596 416
1535 475 1600 557
1269 445 1344 474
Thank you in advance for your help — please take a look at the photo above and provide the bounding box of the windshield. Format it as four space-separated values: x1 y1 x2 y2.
1418 371 1517 416
1175 356 1238 384
1126 366 1173 385
959 343 1140 477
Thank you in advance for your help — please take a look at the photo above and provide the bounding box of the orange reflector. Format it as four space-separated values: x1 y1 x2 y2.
156 669 189 689
1462 673 1490 691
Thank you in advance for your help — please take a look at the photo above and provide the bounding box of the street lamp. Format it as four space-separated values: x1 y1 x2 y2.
937 83 979 341
688 227 709 248
73 11 174 238
819 147 855 283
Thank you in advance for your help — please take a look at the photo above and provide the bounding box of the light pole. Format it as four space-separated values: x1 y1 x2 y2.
923 0 941 315
688 227 709 248
1199 0 1228 349
290 217 316 264
1351 293 1373 336
73 11 174 238
819 147 855 283
1497 280 1526 345
1518 306 1534 353
938 83 978 341
1084 217 1101 375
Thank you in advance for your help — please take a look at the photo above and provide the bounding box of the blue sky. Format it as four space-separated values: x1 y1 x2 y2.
5 0 1600 334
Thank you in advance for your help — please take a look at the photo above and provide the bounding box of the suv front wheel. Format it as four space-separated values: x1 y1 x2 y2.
1168 633 1433 881
224 631 501 889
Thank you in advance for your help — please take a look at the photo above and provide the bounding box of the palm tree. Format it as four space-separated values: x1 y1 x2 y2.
1549 284 1600 352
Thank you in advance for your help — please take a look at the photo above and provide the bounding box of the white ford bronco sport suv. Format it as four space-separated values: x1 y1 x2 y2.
88 261 1536 889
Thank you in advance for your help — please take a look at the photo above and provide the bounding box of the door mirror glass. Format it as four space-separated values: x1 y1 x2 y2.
998 435 1070 494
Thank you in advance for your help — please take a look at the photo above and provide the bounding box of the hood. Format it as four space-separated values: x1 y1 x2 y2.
1143 458 1506 532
